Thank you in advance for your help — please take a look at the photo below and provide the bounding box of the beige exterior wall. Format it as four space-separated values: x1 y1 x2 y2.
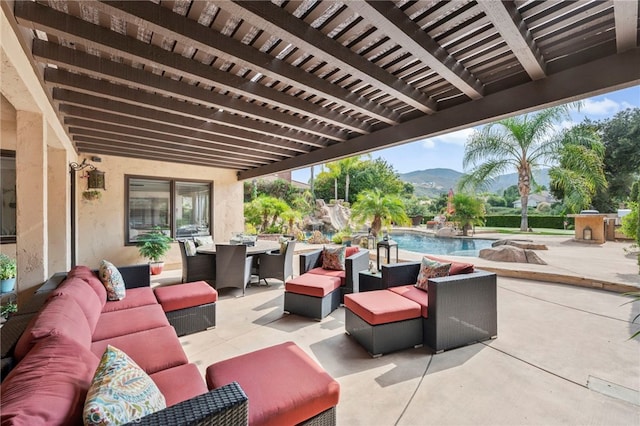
75 153 243 269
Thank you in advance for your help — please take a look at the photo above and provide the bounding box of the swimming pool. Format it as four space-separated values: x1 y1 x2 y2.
389 232 495 257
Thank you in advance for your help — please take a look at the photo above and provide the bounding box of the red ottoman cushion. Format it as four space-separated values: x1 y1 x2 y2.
285 274 341 297
154 281 218 313
344 290 421 325
206 342 339 426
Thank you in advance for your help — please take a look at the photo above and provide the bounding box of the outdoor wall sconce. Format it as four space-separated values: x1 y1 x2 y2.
87 169 105 190
376 239 398 271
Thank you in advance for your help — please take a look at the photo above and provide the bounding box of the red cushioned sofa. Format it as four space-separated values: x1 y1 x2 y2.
298 246 370 302
0 264 339 425
345 256 498 355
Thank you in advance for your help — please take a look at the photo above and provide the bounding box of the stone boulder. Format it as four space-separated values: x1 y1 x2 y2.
492 239 548 250
479 245 547 265
436 227 458 238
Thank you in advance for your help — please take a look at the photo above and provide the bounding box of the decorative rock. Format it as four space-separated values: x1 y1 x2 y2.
436 227 458 238
479 245 547 265
492 239 548 250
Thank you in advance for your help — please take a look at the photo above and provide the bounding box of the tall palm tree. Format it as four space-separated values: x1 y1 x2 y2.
324 161 341 202
459 105 575 231
549 126 607 213
351 189 409 237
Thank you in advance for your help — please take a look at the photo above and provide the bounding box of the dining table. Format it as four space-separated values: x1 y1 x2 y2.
196 240 280 255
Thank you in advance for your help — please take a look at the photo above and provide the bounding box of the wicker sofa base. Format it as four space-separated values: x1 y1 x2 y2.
166 302 216 337
300 406 336 426
345 309 423 357
284 289 341 320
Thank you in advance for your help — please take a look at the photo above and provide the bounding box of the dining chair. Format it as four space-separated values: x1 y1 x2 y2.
257 241 296 285
178 239 216 284
214 244 253 296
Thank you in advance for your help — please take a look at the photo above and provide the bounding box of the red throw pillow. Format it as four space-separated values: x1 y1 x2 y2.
345 246 360 258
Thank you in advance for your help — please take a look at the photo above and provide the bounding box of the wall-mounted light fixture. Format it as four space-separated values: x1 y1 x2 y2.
87 169 105 190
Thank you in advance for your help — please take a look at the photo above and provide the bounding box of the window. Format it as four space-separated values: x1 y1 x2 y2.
126 176 212 244
1 151 16 244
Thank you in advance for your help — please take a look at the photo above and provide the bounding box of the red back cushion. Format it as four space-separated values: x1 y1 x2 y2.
0 335 100 426
67 265 107 306
345 246 360 258
14 294 93 361
50 278 102 333
425 255 474 275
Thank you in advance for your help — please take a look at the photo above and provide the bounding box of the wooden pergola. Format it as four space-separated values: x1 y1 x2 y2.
4 0 639 180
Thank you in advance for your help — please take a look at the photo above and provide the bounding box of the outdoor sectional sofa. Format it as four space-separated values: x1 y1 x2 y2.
0 264 340 425
345 256 498 356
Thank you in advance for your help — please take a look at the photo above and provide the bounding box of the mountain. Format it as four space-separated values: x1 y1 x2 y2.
399 168 550 197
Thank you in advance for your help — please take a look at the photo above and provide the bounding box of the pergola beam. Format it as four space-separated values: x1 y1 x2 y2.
477 1 546 80
348 1 484 99
218 0 437 113
239 48 640 179
613 0 639 53
94 0 400 125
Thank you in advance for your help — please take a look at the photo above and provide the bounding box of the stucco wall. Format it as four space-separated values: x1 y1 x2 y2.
76 153 244 269
1 94 17 260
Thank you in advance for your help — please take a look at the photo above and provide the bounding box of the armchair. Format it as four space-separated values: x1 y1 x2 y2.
178 240 216 284
381 261 497 352
299 247 370 302
258 241 296 285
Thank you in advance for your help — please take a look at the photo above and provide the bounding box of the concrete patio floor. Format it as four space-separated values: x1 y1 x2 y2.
153 236 640 425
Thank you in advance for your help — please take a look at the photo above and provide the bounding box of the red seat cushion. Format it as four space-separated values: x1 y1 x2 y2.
14 294 92 361
91 326 187 374
101 287 158 312
425 255 474 275
0 335 100 426
389 285 428 318
306 267 346 286
206 342 339 426
150 363 208 407
344 290 421 325
285 274 341 297
154 281 218 313
92 304 170 342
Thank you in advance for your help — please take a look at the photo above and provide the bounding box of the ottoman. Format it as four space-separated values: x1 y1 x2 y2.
206 341 340 426
344 290 423 357
284 274 342 320
154 281 217 336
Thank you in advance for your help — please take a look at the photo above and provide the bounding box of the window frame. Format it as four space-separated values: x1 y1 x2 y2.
124 174 213 246
1 150 16 245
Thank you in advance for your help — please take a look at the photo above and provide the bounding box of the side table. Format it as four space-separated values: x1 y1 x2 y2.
358 270 384 292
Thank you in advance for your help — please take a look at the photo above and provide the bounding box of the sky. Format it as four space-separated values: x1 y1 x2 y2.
291 85 640 184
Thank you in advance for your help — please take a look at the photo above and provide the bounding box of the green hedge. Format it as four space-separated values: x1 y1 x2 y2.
484 215 574 229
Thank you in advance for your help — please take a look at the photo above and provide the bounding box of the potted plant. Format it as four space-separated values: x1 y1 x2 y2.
137 227 173 275
0 254 17 293
82 190 102 201
1 301 17 322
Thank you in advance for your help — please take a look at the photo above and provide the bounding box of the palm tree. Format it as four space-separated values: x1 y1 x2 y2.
324 161 341 202
450 193 485 236
459 105 576 231
548 126 607 213
351 189 409 237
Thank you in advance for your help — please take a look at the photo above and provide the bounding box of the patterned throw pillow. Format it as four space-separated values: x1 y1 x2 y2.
415 257 451 291
322 246 346 271
84 346 166 425
194 235 213 247
99 260 126 301
184 240 197 256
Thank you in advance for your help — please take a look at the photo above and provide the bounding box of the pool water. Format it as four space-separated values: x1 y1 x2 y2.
390 232 495 257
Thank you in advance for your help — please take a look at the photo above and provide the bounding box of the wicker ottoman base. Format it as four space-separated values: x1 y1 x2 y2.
345 309 423 357
165 302 216 337
284 289 341 320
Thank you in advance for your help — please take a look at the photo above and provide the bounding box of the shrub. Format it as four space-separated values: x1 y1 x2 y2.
484 215 573 229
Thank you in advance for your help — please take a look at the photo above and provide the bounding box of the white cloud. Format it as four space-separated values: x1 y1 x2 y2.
420 127 474 149
580 98 627 116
